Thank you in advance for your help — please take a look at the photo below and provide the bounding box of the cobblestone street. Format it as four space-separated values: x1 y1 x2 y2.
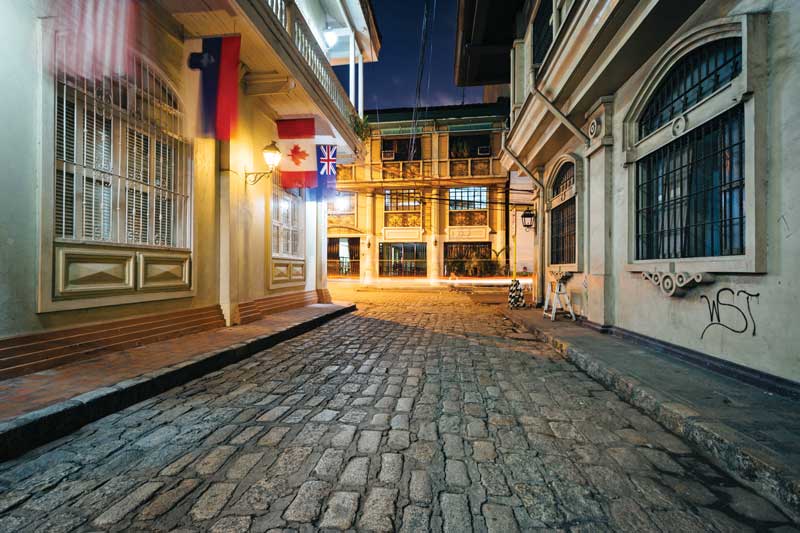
0 288 794 532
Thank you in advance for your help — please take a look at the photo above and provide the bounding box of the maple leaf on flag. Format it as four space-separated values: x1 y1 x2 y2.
289 144 308 166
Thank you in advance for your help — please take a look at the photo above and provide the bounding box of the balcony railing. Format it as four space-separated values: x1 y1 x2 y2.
385 212 421 227
444 259 507 278
449 210 488 226
327 258 360 277
378 260 427 277
337 156 501 182
264 0 354 124
449 158 492 177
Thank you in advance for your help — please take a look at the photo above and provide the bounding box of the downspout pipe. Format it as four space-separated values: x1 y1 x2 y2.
502 131 545 306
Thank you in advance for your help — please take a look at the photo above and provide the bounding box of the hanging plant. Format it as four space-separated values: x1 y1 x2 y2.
350 114 371 143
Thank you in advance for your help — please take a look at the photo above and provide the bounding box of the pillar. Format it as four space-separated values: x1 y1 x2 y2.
358 53 364 118
428 188 440 283
349 32 355 105
362 191 375 283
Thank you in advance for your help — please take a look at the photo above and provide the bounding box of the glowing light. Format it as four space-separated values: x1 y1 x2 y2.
262 141 282 168
334 195 350 212
323 30 338 49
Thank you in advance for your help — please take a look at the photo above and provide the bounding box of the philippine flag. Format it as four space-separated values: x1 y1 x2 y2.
188 36 241 140
277 119 318 188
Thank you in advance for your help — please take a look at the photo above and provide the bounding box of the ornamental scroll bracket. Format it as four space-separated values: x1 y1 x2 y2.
641 271 715 297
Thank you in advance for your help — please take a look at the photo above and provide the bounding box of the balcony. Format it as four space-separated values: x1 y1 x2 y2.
263 0 355 124
337 155 504 184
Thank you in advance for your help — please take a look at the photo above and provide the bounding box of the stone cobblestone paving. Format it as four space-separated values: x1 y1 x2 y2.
0 288 796 532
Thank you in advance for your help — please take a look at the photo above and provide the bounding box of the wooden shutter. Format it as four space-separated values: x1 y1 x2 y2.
84 113 113 171
55 170 75 238
56 94 75 163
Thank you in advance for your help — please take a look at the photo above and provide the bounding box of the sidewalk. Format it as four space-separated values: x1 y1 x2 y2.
501 307 800 523
0 302 354 460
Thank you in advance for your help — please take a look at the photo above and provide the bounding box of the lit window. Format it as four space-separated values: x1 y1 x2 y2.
272 174 304 258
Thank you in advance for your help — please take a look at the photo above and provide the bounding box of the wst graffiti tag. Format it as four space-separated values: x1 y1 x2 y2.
700 288 760 339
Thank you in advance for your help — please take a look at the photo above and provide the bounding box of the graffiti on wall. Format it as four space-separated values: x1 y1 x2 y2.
700 288 760 339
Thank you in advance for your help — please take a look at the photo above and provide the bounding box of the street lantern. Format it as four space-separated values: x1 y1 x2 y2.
261 141 282 168
521 208 535 232
245 141 282 185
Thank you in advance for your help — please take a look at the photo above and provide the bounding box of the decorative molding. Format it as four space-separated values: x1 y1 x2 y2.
272 262 290 282
382 227 423 242
55 246 135 298
385 212 421 227
270 259 306 288
290 262 305 281
446 225 490 241
137 251 191 291
448 210 487 227
641 271 715 297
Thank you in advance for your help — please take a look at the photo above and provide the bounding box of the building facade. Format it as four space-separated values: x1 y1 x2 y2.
0 0 378 377
328 103 510 283
457 0 800 384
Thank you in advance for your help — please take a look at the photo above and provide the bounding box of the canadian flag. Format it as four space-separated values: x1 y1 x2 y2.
277 119 317 188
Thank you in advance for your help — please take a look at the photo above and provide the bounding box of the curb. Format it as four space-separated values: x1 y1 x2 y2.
505 312 800 524
0 304 356 462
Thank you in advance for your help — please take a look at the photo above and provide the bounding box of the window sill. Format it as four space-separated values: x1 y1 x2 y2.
39 289 195 313
54 237 191 254
625 255 764 274
547 263 580 274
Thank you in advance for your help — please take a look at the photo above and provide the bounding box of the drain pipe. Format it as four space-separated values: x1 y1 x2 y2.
502 131 545 306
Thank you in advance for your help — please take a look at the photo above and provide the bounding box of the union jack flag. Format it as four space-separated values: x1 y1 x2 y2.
316 145 338 200
317 145 337 180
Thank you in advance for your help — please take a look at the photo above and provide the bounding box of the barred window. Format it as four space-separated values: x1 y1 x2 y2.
550 163 576 265
54 50 191 248
639 38 742 138
449 187 487 210
636 104 744 260
385 189 419 211
272 174 304 258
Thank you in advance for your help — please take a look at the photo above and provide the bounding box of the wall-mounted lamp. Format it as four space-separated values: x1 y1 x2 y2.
521 208 536 232
245 141 282 185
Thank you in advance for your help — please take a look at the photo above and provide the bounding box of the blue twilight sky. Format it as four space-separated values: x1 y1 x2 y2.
334 0 484 111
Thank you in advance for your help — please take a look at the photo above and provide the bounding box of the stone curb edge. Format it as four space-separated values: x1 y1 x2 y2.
0 304 356 462
504 312 800 524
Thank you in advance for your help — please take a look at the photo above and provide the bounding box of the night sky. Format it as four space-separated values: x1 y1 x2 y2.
334 0 484 111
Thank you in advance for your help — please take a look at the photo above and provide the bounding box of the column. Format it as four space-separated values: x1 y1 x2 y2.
316 195 331 303
218 141 240 325
585 97 615 326
428 188 441 283
349 32 355 105
362 191 375 283
358 52 364 118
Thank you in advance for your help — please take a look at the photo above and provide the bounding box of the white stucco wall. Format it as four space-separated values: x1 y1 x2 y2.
539 0 800 381
0 2 40 336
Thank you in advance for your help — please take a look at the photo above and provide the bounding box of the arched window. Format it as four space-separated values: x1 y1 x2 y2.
639 38 742 138
550 162 576 265
54 54 191 248
635 38 744 261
